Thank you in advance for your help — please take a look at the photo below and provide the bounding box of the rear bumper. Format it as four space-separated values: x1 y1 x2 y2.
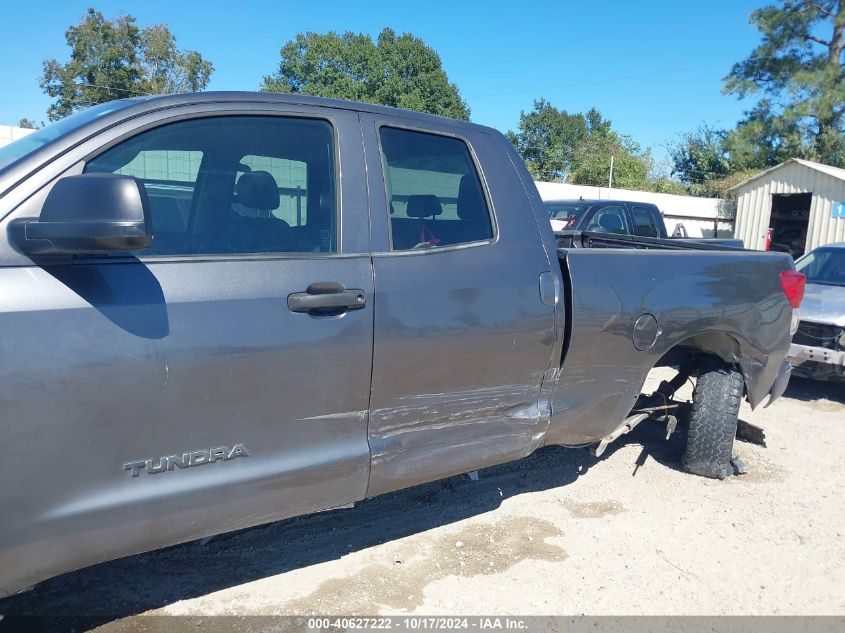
789 343 845 367
764 360 792 407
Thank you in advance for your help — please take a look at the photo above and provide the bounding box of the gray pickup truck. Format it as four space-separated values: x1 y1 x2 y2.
0 92 800 597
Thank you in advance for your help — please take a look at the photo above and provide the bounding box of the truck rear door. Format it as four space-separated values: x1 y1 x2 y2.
360 115 557 496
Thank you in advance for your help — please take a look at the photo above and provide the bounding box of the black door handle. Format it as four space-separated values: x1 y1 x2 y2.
288 282 366 314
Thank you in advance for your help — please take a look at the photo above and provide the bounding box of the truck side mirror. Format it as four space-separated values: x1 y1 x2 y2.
21 173 152 255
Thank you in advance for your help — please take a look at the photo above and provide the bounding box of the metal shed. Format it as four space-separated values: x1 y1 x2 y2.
731 158 845 258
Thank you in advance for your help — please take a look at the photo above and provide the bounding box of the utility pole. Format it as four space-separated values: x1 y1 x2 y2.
608 154 614 188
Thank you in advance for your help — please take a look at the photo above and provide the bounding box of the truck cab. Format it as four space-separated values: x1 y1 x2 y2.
545 199 665 237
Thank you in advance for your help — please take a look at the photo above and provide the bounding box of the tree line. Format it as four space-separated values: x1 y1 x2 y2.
24 2 845 198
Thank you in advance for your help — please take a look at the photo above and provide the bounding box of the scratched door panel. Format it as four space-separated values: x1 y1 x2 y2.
0 255 374 589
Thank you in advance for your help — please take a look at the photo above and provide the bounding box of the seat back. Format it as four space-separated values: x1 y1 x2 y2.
406 194 443 219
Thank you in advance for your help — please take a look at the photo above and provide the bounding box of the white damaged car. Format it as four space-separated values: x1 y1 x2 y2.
790 243 845 381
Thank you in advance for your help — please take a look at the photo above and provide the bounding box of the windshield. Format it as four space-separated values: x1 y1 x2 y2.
795 248 845 287
0 100 143 173
544 202 589 229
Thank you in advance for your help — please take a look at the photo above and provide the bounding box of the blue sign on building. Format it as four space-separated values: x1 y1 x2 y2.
833 201 845 218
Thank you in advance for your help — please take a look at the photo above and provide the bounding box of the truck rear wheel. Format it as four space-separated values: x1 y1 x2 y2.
682 357 743 479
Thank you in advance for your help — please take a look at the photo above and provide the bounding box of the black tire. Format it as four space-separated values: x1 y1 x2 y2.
682 357 743 479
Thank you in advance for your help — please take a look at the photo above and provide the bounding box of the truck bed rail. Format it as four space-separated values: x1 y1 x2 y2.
555 230 745 251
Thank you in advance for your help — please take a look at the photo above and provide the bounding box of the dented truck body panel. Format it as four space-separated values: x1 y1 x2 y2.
0 92 794 597
547 250 793 446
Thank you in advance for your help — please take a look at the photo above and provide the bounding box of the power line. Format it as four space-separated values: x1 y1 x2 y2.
510 139 759 182
68 81 154 96
43 81 156 103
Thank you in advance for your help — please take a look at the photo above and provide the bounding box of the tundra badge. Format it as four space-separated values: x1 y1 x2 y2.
124 444 250 477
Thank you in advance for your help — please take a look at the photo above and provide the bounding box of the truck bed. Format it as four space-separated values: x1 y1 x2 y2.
547 246 794 447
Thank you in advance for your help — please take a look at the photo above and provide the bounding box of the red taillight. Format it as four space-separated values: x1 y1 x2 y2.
780 270 805 309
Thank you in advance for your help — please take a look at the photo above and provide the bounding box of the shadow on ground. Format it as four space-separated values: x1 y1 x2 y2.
783 376 845 405
0 422 691 632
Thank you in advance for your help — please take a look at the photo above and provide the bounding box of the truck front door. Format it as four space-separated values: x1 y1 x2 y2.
0 104 374 590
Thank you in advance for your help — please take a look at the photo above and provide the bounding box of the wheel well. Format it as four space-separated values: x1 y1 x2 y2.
648 332 748 405
636 334 747 427
655 332 742 370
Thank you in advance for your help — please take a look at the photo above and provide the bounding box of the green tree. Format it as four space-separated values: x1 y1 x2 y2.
569 130 653 190
505 98 587 181
261 28 469 120
707 169 767 199
568 108 653 188
649 177 688 195
508 101 655 189
17 118 38 129
668 123 773 198
669 124 733 196
724 101 807 168
723 0 845 166
40 7 213 121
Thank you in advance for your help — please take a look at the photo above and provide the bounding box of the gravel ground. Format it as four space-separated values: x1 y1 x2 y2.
1 373 843 630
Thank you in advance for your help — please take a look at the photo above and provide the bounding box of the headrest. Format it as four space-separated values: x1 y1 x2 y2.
457 175 487 222
406 194 443 218
598 213 624 232
236 171 280 210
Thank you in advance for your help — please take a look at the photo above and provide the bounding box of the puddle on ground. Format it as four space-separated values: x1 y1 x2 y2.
563 500 625 518
277 516 566 615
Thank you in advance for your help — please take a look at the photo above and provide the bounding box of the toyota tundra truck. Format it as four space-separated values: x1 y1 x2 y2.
0 92 801 597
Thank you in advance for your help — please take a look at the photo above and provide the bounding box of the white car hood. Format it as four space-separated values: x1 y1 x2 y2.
799 282 845 327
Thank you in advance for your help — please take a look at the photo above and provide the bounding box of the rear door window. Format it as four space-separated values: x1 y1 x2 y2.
379 127 493 250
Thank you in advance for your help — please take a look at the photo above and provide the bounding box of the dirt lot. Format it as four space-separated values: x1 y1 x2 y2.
1 374 843 629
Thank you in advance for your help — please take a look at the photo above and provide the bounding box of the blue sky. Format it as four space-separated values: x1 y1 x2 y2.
0 0 769 164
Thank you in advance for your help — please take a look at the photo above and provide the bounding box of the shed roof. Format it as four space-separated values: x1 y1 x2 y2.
728 158 845 193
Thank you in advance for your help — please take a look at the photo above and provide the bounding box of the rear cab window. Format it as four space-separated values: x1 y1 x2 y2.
379 127 493 251
630 205 661 238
